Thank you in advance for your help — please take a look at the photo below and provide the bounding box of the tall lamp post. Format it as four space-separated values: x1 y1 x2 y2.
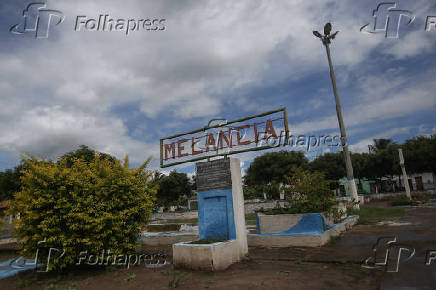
313 23 359 208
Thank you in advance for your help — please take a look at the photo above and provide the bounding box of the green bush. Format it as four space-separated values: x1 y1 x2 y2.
11 154 156 271
243 183 281 200
282 167 338 215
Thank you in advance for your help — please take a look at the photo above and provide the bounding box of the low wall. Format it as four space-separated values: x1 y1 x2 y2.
151 201 290 219
247 233 329 247
363 189 436 202
244 200 289 214
152 211 198 220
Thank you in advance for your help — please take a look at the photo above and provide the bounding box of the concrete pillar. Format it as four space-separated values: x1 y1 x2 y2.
230 158 248 256
399 149 411 200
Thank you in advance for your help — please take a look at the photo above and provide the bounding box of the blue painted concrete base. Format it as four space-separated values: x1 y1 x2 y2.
248 215 359 247
255 213 328 236
198 189 236 240
0 257 40 280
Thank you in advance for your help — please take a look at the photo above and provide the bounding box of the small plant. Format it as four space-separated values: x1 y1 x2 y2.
295 258 303 264
276 270 290 276
328 207 346 223
124 273 136 282
168 271 190 288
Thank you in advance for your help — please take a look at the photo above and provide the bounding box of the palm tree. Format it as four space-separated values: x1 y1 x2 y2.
368 139 396 153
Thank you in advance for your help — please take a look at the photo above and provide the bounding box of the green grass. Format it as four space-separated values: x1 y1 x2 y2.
14 276 37 290
348 207 405 224
390 197 418 207
245 213 256 221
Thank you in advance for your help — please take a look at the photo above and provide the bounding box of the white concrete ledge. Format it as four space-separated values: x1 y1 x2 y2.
173 240 242 271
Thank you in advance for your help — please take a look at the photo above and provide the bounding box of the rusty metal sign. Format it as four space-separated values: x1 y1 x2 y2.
160 107 289 168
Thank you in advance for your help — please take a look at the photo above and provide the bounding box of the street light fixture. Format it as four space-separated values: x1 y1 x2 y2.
313 23 359 208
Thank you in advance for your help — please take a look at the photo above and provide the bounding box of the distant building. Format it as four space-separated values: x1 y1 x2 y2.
187 192 198 210
391 172 436 191
335 178 377 196
335 172 436 196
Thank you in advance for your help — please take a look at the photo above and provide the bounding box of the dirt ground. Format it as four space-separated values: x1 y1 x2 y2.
1 202 435 290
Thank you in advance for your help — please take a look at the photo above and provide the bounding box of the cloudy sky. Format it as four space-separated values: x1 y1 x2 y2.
0 0 435 174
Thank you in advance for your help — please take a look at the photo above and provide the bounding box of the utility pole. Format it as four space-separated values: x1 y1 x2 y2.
313 23 359 209
398 148 412 200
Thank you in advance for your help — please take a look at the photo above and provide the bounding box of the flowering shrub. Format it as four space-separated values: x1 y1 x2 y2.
11 154 156 271
282 167 338 214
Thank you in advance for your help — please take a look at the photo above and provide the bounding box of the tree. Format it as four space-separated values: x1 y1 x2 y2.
243 135 435 194
190 174 197 191
0 146 117 202
368 138 396 153
308 152 345 181
403 135 436 174
156 171 192 206
0 165 23 201
244 151 308 186
61 145 116 167
11 154 156 271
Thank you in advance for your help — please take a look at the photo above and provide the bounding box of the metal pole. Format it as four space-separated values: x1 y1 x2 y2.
398 148 411 200
324 44 359 208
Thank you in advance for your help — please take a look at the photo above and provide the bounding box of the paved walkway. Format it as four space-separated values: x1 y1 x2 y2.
249 206 436 290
